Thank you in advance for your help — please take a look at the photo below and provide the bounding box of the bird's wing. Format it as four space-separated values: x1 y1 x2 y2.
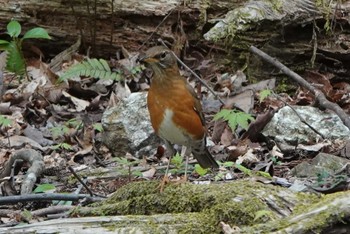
185 82 206 127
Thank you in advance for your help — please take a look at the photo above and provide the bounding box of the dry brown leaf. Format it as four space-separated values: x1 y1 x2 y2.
225 89 254 113
62 91 90 112
236 148 259 164
142 167 156 179
220 127 233 147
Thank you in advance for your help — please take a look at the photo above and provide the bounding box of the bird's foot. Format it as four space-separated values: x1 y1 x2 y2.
158 174 170 193
174 174 188 185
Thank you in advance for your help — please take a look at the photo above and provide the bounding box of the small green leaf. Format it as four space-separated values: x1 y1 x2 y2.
93 123 103 132
171 153 183 168
7 20 21 37
115 157 128 165
132 170 142 177
255 171 272 178
1 118 12 127
99 59 111 72
259 89 272 102
33 184 56 193
223 161 234 167
213 109 231 121
0 40 10 45
194 164 208 176
52 144 61 150
5 41 25 75
236 112 254 130
23 27 51 40
0 115 12 127
214 172 225 181
61 143 73 150
234 163 252 176
227 116 238 131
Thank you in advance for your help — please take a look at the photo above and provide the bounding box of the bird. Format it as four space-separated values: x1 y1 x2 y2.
140 46 219 176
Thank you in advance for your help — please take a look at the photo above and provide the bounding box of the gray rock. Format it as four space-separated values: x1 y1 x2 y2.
262 106 350 145
290 153 350 178
101 92 161 158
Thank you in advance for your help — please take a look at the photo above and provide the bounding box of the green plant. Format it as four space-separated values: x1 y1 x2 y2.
59 58 122 82
194 164 208 176
52 142 73 151
114 157 142 181
50 125 70 140
0 115 12 128
214 109 254 131
33 184 56 193
130 64 145 75
271 156 281 165
214 161 235 181
169 153 190 175
50 118 83 140
93 123 103 132
0 20 51 77
66 118 83 129
259 89 272 102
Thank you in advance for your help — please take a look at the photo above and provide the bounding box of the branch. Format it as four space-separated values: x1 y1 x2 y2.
249 45 350 129
0 193 103 205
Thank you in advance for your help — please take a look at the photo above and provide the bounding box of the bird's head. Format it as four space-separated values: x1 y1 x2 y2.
139 46 179 81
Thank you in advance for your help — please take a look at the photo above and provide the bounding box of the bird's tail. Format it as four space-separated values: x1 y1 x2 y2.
191 138 219 169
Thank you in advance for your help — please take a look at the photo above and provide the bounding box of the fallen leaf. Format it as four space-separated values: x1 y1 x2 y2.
62 91 90 111
142 167 156 179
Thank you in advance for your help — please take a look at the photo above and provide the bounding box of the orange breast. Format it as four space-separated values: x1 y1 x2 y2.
147 78 205 144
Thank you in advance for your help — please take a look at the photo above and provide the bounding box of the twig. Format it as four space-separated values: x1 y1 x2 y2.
68 166 94 197
158 39 225 105
31 205 74 217
273 92 325 139
249 46 350 129
137 9 175 51
0 193 103 205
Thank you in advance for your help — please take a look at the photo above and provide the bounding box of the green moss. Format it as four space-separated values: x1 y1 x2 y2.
72 180 347 233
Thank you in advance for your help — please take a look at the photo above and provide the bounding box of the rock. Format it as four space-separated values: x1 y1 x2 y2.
101 92 161 158
290 153 350 178
262 106 350 145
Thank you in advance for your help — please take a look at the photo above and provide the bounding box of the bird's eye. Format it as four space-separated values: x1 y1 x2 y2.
159 51 167 60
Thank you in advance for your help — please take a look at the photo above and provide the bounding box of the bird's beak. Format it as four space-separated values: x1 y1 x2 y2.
138 53 158 64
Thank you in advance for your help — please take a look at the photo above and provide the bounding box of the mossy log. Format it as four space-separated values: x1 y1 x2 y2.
2 180 349 233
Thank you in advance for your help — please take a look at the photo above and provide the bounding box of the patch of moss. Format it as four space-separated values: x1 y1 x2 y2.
73 180 343 233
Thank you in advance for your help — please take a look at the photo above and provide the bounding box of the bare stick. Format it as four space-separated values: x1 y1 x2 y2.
68 166 106 198
273 92 325 139
0 193 103 205
250 46 350 129
137 9 175 51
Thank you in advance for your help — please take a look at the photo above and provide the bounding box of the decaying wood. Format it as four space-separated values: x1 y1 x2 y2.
0 149 44 195
0 0 348 81
0 0 244 58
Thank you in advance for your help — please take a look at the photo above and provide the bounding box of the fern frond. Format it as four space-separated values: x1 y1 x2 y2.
59 58 122 82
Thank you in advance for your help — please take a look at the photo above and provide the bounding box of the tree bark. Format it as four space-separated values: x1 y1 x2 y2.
0 0 244 58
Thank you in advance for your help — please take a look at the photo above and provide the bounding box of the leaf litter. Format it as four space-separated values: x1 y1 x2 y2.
0 35 349 227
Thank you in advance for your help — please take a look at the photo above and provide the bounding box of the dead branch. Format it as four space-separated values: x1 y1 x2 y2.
0 149 45 195
0 193 103 205
249 45 350 129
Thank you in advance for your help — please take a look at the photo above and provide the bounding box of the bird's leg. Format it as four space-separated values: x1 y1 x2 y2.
159 140 175 192
181 146 188 181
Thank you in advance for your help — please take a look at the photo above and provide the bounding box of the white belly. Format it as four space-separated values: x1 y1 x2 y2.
158 109 189 146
